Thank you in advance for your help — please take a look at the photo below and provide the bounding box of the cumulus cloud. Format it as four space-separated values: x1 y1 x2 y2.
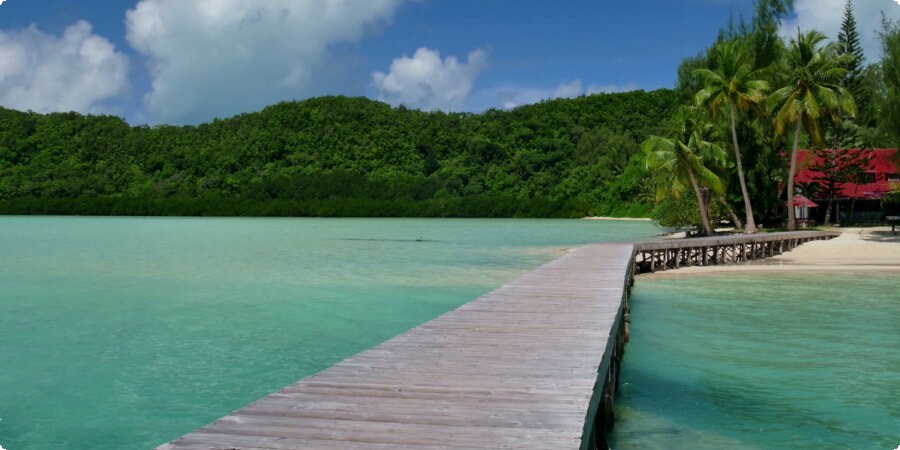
479 79 638 110
372 47 487 110
126 0 405 124
780 0 900 60
0 20 129 114
553 79 583 98
586 82 639 95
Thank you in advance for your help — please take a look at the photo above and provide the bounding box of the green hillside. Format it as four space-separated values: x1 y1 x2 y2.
0 90 678 217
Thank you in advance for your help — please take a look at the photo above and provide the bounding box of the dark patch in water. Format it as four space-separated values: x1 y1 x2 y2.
340 238 438 243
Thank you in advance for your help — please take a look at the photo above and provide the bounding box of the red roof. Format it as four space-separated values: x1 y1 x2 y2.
787 194 818 208
795 148 898 200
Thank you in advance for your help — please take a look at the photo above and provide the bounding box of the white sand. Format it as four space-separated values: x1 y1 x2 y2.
582 216 653 221
639 227 900 277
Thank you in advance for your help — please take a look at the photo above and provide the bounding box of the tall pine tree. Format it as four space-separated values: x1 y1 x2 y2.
825 1 867 150
838 0 865 116
752 0 793 70
809 147 871 225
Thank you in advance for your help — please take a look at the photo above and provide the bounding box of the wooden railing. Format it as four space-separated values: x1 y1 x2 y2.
633 230 840 274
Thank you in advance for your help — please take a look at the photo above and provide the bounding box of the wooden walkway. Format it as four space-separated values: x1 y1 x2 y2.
633 230 839 274
156 230 839 450
157 243 635 450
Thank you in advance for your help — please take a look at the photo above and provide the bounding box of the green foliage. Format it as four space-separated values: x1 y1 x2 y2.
694 41 769 118
670 0 796 229
650 191 730 230
883 190 900 213
838 0 865 112
694 38 769 232
879 17 900 151
0 91 679 217
651 194 701 229
657 0 891 231
809 148 872 224
768 30 856 147
769 29 856 230
856 64 887 135
643 106 729 235
751 0 793 69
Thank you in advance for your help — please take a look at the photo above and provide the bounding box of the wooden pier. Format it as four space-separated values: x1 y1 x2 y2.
633 230 839 274
158 243 635 450
157 230 838 450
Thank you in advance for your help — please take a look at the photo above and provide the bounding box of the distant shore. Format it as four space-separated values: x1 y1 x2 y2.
639 227 900 277
582 216 653 221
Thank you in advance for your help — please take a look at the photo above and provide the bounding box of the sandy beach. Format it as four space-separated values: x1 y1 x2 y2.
639 227 900 277
582 216 653 221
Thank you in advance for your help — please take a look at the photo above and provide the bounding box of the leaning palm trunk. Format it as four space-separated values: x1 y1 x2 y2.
786 119 803 230
688 169 715 236
718 195 744 229
729 105 757 233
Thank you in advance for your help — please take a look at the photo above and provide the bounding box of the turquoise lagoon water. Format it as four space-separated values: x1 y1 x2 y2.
611 273 900 449
0 217 659 450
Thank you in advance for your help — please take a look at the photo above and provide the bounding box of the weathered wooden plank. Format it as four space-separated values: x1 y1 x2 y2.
235 404 588 429
157 243 634 450
168 430 577 450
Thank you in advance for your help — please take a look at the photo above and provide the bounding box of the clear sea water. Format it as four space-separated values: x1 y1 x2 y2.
611 273 900 450
0 216 659 450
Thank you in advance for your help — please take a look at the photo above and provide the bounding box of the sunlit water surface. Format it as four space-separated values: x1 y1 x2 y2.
0 216 659 450
611 273 900 449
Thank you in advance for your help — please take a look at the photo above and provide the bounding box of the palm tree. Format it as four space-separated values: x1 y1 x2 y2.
767 30 856 230
643 107 729 236
694 40 769 234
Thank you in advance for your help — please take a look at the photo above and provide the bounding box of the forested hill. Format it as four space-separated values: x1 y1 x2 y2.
0 90 678 217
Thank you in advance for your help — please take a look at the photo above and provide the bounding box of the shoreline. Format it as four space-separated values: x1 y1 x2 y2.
582 216 653 221
637 226 900 278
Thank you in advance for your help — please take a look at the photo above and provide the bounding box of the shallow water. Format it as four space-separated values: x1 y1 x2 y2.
611 273 900 449
0 216 658 450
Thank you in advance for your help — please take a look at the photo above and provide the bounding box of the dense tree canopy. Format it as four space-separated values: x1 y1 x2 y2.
0 90 679 217
653 0 899 232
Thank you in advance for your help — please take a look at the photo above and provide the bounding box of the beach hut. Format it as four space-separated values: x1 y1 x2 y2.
789 194 818 228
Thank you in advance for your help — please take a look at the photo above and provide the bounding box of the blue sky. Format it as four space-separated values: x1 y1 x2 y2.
0 0 897 125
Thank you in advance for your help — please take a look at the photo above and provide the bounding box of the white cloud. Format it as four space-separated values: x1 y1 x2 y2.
372 47 487 110
553 79 583 98
477 79 638 110
585 82 639 95
126 0 406 124
780 0 900 61
484 86 552 110
0 21 129 114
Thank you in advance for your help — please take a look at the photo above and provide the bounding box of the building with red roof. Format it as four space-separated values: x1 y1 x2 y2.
795 148 898 223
